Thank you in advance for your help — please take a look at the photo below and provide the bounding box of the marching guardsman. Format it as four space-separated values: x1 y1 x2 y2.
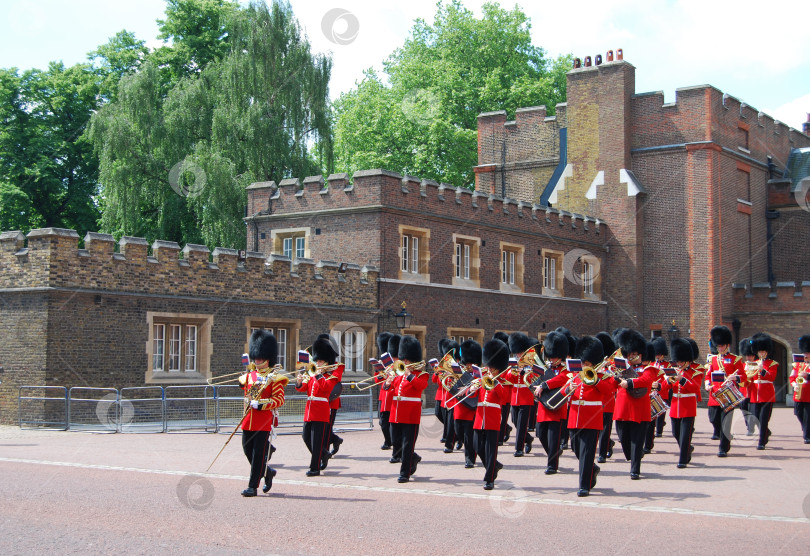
295 336 341 476
567 336 612 497
644 339 668 454
651 336 671 439
439 339 460 453
556 328 577 452
433 339 449 445
660 338 700 468
506 332 536 457
612 329 657 480
384 336 429 483
239 329 287 496
320 334 345 458
686 338 705 402
790 335 810 443
705 325 745 457
375 332 395 450
451 339 482 468
532 331 570 475
493 331 514 445
595 332 617 464
747 333 778 450
469 339 510 490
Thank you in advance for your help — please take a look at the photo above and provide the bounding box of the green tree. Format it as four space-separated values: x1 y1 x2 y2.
0 63 100 235
90 0 332 249
88 30 149 102
334 1 572 187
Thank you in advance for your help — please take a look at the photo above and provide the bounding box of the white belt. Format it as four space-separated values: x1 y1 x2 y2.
513 384 527 388
570 400 602 406
394 396 421 402
307 396 328 402
479 401 501 408
754 380 773 384
672 393 696 398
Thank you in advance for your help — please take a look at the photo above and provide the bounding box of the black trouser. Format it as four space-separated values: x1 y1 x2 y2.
750 402 773 446
511 404 534 452
392 422 420 478
655 411 667 436
536 419 564 470
570 428 599 491
615 420 648 475
643 416 656 452
302 421 328 472
499 404 512 442
671 416 695 465
598 412 614 458
443 407 456 450
708 406 732 453
379 409 392 446
327 408 342 447
529 402 538 429
560 422 570 449
434 402 445 426
242 429 271 489
474 428 500 484
739 398 754 433
795 402 810 440
455 418 476 465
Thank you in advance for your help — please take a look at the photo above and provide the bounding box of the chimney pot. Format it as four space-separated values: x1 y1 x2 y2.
595 54 603 65
584 55 592 67
617 48 623 60
607 50 614 62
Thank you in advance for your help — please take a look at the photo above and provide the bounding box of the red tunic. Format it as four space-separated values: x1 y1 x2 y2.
567 374 613 430
748 359 778 403
504 367 535 406
789 362 810 403
705 353 745 407
376 370 394 412
599 365 618 413
389 372 429 424
613 365 657 422
473 382 508 431
241 371 287 431
295 373 336 422
536 363 570 422
659 373 700 418
432 370 448 404
688 363 705 402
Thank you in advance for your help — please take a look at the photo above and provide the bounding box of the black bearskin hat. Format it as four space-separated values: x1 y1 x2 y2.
687 338 700 361
710 325 733 347
739 337 755 357
575 336 604 366
377 332 393 356
437 338 449 357
643 342 656 363
616 328 647 359
799 335 810 354
508 332 534 356
445 340 460 359
492 331 510 344
312 336 338 365
398 335 422 362
671 338 694 363
460 339 482 366
652 336 668 357
483 339 510 372
387 334 402 359
596 332 616 356
249 329 278 362
543 331 569 360
751 332 773 355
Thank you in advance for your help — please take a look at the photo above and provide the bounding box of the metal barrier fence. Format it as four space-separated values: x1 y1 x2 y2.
18 384 375 433
19 386 68 430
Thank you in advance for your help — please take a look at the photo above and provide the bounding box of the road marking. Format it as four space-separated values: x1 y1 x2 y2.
1 456 808 524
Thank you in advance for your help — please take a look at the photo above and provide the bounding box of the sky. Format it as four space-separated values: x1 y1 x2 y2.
1 0 808 130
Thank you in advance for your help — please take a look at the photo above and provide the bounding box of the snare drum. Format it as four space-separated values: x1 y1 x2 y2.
650 390 669 419
714 380 745 413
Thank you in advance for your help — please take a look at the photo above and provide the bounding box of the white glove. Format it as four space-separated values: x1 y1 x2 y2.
250 400 260 409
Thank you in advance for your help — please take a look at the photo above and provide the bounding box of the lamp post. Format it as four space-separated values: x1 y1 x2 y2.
394 301 412 330
667 320 679 343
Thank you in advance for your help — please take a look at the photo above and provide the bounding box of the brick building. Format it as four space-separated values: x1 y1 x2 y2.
0 228 378 423
245 170 610 368
475 50 810 400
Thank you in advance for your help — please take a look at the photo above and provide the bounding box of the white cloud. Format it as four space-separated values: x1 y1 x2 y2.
765 93 810 133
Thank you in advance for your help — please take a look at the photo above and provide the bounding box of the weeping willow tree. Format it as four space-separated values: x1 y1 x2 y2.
89 1 332 248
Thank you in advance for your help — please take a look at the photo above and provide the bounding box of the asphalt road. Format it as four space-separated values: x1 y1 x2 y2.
1 408 808 554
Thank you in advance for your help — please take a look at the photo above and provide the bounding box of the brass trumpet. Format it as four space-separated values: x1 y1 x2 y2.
395 360 427 375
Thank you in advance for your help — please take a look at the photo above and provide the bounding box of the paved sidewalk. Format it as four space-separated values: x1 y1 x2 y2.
1 407 808 554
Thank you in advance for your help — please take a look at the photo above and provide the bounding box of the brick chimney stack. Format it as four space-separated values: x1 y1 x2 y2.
803 113 810 136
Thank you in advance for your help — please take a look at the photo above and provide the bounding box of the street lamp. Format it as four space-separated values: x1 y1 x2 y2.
667 320 679 342
394 301 412 329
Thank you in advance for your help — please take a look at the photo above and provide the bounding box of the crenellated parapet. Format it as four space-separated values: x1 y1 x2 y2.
246 169 602 242
732 282 810 313
0 228 378 308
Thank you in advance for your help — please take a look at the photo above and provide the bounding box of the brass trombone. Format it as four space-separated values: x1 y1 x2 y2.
207 363 287 385
445 367 508 411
